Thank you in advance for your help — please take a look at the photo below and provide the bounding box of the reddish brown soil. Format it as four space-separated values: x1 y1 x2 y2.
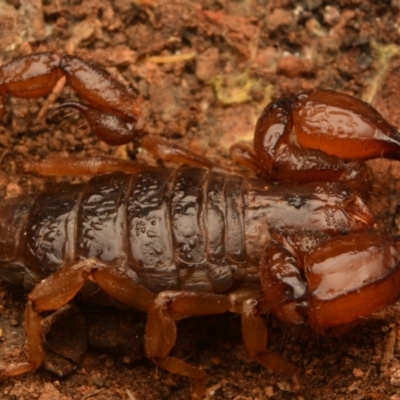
2 0 400 399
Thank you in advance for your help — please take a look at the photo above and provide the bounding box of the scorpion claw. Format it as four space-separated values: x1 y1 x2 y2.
292 90 400 160
305 233 400 329
56 101 145 145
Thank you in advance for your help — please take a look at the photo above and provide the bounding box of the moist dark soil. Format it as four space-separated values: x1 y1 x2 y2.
2 0 400 399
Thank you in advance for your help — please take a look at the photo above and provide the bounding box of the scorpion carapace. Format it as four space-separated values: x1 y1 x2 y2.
2 52 400 399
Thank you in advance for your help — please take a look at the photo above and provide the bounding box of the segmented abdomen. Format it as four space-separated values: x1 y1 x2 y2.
24 167 260 294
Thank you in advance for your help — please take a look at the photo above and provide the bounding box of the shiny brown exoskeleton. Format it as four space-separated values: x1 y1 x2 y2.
2 52 400 399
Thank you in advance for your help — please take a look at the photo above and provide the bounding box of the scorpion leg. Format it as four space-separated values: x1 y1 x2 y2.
22 134 227 177
145 291 231 399
241 298 302 393
1 258 155 377
230 142 263 176
140 134 217 169
20 136 222 177
21 155 148 176
145 288 303 398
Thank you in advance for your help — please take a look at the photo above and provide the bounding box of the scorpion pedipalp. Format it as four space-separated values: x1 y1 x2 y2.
0 52 144 144
260 232 400 340
305 233 400 329
55 101 144 145
233 89 400 195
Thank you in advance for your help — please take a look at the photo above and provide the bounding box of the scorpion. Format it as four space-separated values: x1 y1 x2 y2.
1 52 400 398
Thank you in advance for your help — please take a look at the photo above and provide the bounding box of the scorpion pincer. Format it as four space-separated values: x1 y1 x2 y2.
1 52 400 398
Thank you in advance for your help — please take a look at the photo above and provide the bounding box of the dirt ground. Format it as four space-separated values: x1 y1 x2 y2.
2 0 400 399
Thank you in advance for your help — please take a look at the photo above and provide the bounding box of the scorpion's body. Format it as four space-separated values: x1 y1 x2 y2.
3 53 400 398
0 167 360 296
